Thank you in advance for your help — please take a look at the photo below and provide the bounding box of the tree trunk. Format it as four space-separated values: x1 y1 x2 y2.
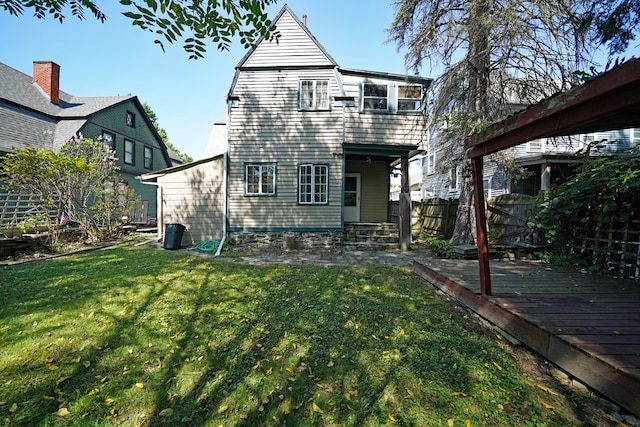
450 163 477 245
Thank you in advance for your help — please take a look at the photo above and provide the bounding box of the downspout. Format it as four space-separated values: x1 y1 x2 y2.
214 150 228 257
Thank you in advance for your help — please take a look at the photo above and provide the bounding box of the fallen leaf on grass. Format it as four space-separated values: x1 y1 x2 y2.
536 384 558 396
47 363 59 370
312 402 323 413
57 407 70 416
104 397 114 406
542 401 554 410
447 419 454 427
9 403 18 413
218 405 228 414
327 361 334 367
135 383 144 388
388 413 396 421
492 362 503 371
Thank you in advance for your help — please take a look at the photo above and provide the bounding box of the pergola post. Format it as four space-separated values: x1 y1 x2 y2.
399 154 412 252
471 156 492 295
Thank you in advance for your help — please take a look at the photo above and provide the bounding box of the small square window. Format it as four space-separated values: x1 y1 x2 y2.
144 146 153 169
126 111 136 128
124 139 135 165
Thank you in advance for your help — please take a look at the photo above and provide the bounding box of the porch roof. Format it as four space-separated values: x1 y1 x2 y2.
343 143 418 158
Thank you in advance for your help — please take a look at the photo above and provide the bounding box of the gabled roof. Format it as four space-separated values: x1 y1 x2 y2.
235 4 338 70
0 61 133 151
0 62 131 118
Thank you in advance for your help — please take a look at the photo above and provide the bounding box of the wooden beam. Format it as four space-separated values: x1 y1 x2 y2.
399 155 411 252
465 58 640 158
471 157 492 295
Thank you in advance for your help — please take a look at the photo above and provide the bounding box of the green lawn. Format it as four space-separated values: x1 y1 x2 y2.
0 242 598 426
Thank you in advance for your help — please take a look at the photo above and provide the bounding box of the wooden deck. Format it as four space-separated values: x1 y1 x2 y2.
412 258 640 416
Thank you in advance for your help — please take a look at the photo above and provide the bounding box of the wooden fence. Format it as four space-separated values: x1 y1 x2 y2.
408 194 536 243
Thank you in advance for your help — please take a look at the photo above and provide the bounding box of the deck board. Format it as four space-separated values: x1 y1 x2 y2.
412 258 640 417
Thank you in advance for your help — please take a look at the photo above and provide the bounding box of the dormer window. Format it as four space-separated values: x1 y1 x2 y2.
299 79 330 110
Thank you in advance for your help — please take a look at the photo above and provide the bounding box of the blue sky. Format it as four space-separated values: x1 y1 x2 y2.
0 1 417 160
1 1 638 160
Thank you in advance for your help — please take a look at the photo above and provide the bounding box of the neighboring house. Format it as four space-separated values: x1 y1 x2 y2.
422 124 639 201
142 5 432 249
0 60 173 225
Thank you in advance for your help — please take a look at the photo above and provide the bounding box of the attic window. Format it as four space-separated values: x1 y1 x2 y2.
299 80 329 110
126 111 136 128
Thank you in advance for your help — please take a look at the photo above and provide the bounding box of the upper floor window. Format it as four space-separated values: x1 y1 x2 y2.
101 131 116 151
124 139 135 165
299 164 328 204
144 146 153 169
245 163 276 196
362 83 423 113
397 85 423 111
449 166 461 192
300 80 330 110
126 111 136 128
363 84 388 111
427 152 436 175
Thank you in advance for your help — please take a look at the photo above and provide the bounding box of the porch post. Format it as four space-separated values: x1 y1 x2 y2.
471 156 492 295
399 155 412 252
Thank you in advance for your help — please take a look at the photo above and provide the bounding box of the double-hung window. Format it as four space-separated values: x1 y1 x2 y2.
143 146 153 169
245 163 276 196
300 79 330 110
362 83 388 111
631 128 640 145
298 164 328 204
124 139 135 165
397 85 423 111
449 166 461 192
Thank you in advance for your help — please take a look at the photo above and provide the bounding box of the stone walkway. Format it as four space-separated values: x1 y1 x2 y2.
189 247 428 266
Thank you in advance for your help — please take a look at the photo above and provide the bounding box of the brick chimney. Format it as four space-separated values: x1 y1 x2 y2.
33 61 60 105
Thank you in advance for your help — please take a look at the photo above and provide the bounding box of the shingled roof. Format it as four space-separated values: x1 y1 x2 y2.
0 61 132 152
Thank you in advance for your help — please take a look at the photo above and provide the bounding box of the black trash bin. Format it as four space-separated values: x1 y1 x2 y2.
163 223 185 250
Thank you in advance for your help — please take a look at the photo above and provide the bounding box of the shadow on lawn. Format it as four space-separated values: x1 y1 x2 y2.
0 245 551 426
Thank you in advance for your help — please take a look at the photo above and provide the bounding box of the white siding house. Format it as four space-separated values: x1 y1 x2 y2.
143 5 432 249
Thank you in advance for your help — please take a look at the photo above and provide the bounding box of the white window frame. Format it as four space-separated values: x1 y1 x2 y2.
299 79 330 111
397 84 423 112
631 128 640 144
298 164 328 204
449 166 461 192
427 152 436 175
362 83 389 111
245 163 276 196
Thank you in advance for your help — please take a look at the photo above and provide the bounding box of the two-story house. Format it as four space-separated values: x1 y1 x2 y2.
0 60 173 225
142 5 432 250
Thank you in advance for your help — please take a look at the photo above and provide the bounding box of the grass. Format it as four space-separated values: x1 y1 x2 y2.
0 242 599 426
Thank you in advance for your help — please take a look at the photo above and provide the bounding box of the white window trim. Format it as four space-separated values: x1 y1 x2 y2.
630 128 640 144
427 152 436 175
245 163 276 196
299 79 330 111
298 164 329 205
449 166 461 192
361 83 423 113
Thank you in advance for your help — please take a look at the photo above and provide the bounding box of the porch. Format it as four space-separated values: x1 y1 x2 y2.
412 258 640 417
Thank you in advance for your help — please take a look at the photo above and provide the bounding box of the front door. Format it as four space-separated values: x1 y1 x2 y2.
344 173 361 222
